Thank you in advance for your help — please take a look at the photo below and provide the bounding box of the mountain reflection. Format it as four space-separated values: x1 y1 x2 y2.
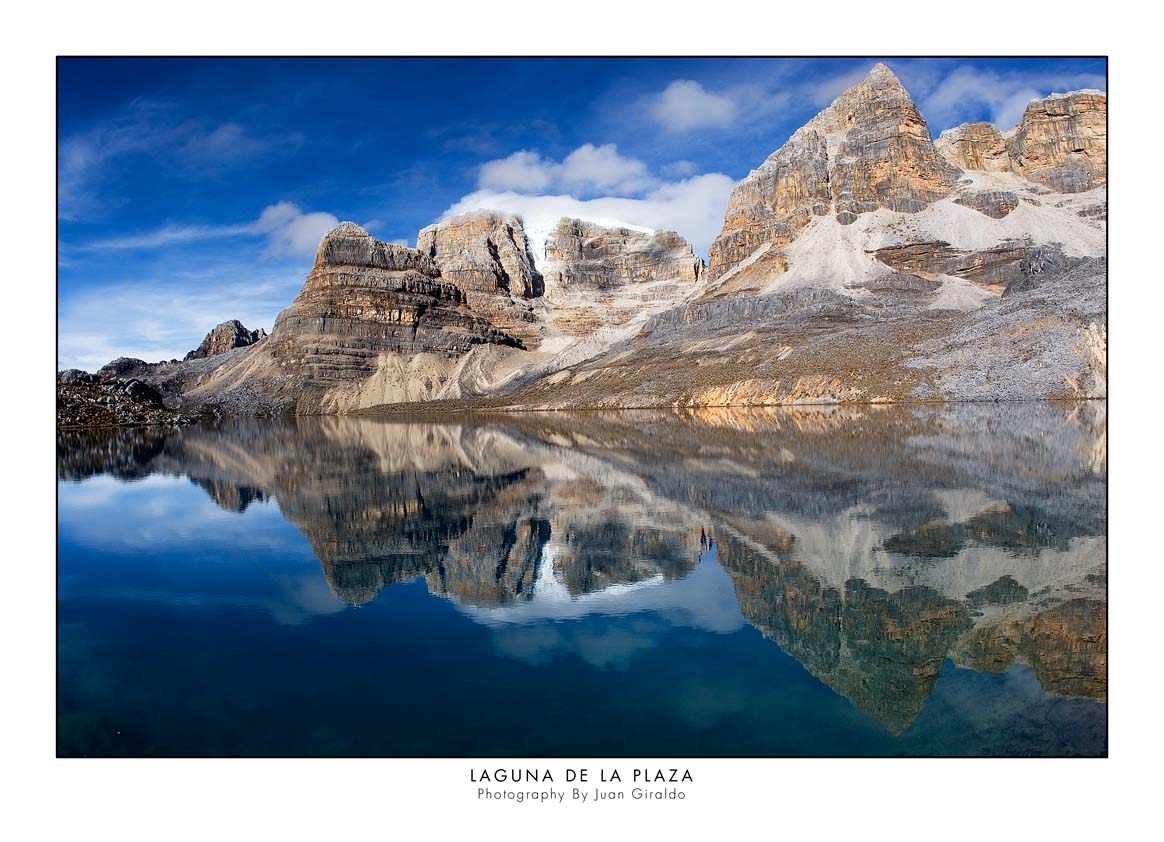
57 402 1106 732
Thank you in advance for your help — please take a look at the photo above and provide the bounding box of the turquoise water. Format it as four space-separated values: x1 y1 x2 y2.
57 405 1107 756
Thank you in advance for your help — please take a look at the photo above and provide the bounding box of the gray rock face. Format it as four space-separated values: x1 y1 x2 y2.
417 211 543 298
708 63 960 280
954 190 1021 219
543 218 704 290
185 319 267 360
872 240 1078 293
267 222 521 385
96 357 157 380
415 211 544 346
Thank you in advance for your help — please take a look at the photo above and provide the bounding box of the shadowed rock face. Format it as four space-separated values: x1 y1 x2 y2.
267 222 521 385
416 211 545 347
708 63 959 279
543 219 703 290
185 320 267 360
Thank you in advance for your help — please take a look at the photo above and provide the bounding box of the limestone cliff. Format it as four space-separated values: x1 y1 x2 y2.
1007 91 1107 192
707 63 960 281
267 222 520 386
543 219 703 290
937 91 1107 194
416 211 545 347
935 122 1013 172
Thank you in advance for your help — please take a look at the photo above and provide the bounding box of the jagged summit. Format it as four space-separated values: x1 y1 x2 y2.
707 62 959 282
71 64 1106 419
185 319 266 361
328 220 369 238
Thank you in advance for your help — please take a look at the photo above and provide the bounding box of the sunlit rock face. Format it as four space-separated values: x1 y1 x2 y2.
707 63 959 280
543 219 703 291
268 222 520 386
1007 92 1107 192
936 122 1013 173
937 92 1108 194
416 211 545 347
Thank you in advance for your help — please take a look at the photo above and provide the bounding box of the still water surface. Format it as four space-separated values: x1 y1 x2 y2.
57 404 1107 756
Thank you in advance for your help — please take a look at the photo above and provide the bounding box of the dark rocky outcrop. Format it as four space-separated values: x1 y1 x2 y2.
185 319 267 360
954 190 1020 219
872 241 1079 293
56 372 194 428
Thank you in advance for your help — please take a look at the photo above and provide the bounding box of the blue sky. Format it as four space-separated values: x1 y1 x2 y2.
57 57 1106 370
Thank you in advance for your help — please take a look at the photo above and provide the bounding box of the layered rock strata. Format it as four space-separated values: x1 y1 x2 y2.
1006 92 1107 192
416 211 545 346
267 222 520 386
543 219 703 290
707 63 960 279
938 91 1107 193
935 122 1013 172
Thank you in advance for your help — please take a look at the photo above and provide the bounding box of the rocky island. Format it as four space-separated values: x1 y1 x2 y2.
58 64 1106 426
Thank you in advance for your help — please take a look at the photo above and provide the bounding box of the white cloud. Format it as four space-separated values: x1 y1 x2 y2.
915 65 1106 131
648 80 737 131
661 160 698 178
57 275 300 371
478 149 556 192
559 143 655 193
477 143 656 196
78 202 339 259
251 202 339 258
442 172 736 261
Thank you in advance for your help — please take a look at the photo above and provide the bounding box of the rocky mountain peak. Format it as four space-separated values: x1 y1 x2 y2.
266 222 519 387
1008 90 1106 192
417 211 543 299
543 218 703 290
415 211 544 346
707 62 959 281
185 319 267 361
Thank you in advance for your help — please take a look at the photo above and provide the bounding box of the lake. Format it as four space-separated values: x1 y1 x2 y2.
57 403 1107 756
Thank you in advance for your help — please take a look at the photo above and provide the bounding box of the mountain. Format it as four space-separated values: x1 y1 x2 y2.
65 63 1107 420
185 319 267 360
